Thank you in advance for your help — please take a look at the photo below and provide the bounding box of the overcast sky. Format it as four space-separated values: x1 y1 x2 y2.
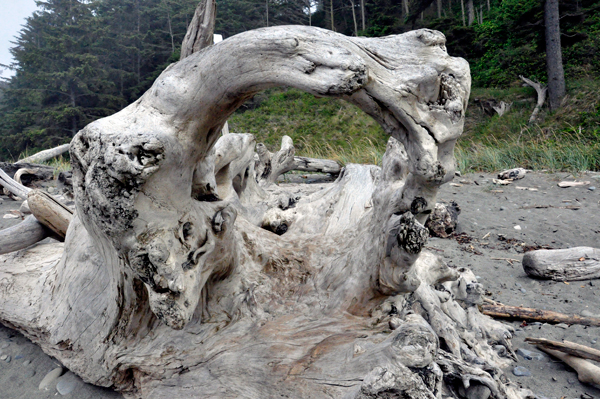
0 0 39 79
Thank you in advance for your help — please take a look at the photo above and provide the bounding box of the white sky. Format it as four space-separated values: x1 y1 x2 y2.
0 0 39 79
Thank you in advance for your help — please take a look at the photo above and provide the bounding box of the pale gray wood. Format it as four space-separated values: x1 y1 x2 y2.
523 247 600 281
0 26 533 399
16 143 70 164
0 215 49 255
0 167 31 199
520 76 547 125
180 0 216 60
27 189 73 240
293 156 341 174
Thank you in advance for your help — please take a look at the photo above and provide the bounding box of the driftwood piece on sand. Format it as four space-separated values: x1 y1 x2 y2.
425 201 460 238
535 347 600 386
520 76 547 125
498 167 527 180
523 247 600 281
27 189 73 240
525 337 600 363
481 303 600 327
0 26 535 399
16 144 70 164
0 215 50 255
0 168 31 199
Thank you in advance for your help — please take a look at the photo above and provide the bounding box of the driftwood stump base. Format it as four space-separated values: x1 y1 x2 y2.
0 26 533 398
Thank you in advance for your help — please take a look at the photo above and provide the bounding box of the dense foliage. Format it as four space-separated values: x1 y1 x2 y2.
1 0 599 160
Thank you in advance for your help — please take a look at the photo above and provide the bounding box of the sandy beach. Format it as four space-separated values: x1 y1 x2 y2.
0 171 599 398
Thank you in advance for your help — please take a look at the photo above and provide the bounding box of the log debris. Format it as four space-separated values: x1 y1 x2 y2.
0 168 31 199
480 303 600 327
0 215 50 255
535 347 600 386
27 189 73 240
525 338 600 363
523 247 600 281
16 144 70 164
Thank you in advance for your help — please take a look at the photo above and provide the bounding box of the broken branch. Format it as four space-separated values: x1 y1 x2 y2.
525 337 600 363
519 75 547 125
480 303 600 327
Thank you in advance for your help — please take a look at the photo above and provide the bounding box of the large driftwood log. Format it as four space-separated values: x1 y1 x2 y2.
0 215 50 255
523 246 600 281
16 143 70 164
0 27 534 399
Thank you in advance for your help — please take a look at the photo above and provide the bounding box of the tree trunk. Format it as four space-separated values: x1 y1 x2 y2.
437 0 442 18
467 0 475 25
0 26 532 399
331 0 335 30
461 0 466 26
360 0 365 31
545 0 566 110
403 0 409 17
349 0 359 36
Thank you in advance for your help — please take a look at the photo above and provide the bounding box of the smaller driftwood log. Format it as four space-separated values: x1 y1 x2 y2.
523 247 600 281
481 303 600 327
525 338 600 363
16 144 70 164
27 190 73 240
0 215 50 255
534 347 600 386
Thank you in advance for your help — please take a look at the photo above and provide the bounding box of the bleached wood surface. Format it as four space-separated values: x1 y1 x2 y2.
16 143 70 164
0 26 533 399
523 247 600 281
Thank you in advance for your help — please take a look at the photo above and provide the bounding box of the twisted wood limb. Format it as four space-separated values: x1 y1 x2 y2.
520 75 547 125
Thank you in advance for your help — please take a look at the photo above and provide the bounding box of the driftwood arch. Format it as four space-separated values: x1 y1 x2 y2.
0 26 533 398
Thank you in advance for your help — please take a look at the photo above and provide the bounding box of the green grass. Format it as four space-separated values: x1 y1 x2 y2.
229 88 388 165
229 79 600 172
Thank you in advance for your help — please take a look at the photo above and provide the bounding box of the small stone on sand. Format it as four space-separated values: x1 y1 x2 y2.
38 367 64 390
56 371 82 395
513 366 531 376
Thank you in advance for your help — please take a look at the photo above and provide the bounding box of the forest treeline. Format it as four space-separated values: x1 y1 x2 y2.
0 0 599 159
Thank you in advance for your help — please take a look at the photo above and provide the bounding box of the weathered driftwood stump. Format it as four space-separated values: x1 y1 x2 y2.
0 27 532 398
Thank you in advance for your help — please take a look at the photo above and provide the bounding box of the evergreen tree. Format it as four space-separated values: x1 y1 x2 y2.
0 0 120 157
